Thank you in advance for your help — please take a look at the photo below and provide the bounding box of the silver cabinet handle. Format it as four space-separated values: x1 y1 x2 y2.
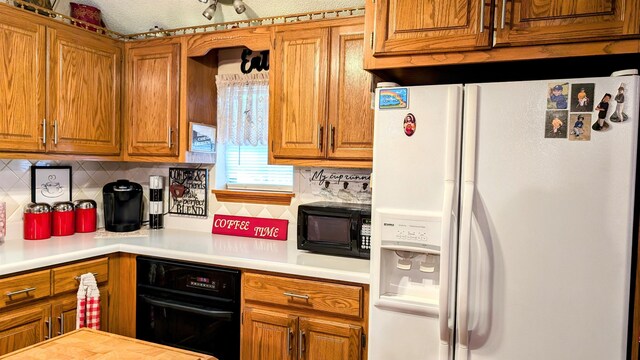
329 124 335 151
45 316 52 340
168 127 174 148
74 272 98 281
501 0 507 29
53 120 58 145
42 119 47 144
299 330 305 359
317 124 323 151
479 0 485 33
283 292 309 300
287 327 293 353
57 315 64 335
6 287 36 298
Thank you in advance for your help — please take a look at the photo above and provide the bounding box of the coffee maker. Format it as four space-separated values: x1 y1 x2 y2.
103 180 143 232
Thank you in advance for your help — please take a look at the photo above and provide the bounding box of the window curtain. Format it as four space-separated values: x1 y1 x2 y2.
215 73 269 146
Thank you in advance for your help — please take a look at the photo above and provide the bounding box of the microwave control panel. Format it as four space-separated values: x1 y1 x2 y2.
379 212 442 251
361 218 371 250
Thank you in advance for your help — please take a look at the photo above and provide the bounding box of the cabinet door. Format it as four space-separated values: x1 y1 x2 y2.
271 28 329 159
0 14 46 152
495 0 639 46
48 28 121 155
299 317 361 360
327 25 373 161
371 0 491 55
0 303 50 355
126 43 180 157
242 307 296 360
52 286 109 336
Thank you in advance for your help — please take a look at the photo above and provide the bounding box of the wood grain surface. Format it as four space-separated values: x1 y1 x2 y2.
125 42 180 157
0 328 215 359
243 272 363 318
51 257 108 296
270 27 329 159
48 27 121 155
0 12 46 153
0 271 50 309
328 24 373 161
0 303 50 356
299 317 361 360
242 307 296 360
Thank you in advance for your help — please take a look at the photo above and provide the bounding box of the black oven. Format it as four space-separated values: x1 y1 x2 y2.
297 201 371 259
136 257 240 360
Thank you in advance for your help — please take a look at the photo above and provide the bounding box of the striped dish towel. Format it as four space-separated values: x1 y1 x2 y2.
76 273 100 330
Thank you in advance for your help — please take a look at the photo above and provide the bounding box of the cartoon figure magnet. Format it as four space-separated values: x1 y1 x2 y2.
609 83 628 122
592 93 612 131
404 113 416 136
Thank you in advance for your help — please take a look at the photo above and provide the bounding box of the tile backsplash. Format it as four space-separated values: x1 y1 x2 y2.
0 160 371 233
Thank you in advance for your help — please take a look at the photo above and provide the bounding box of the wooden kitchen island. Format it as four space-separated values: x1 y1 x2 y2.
0 328 215 359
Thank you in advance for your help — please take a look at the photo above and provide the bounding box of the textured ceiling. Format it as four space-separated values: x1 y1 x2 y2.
53 0 364 34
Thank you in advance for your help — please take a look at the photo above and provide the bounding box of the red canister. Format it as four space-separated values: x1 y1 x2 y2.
52 202 75 236
23 203 52 240
74 200 97 233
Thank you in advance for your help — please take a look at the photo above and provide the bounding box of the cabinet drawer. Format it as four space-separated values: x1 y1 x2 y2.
243 273 363 318
52 257 109 295
0 270 51 308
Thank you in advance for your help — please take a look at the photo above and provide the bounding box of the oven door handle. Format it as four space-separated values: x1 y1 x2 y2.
139 295 234 320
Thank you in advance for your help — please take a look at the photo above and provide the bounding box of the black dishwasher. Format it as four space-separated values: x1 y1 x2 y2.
136 257 240 360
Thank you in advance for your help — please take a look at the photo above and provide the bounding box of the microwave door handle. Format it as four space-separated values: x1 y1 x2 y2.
139 295 234 320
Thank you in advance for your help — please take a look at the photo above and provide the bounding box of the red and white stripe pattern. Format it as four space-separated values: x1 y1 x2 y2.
76 273 100 330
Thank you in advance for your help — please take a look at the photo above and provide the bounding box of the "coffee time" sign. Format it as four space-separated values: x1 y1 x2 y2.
211 215 288 241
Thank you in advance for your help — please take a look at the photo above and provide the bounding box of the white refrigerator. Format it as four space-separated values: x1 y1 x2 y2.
369 74 639 360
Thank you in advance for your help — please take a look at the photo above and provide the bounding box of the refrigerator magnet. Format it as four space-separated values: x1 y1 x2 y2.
545 110 568 139
570 83 595 112
592 93 612 131
609 83 628 122
404 113 416 136
569 114 591 141
547 82 569 110
379 88 409 109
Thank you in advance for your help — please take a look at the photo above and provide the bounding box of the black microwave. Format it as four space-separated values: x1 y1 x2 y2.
297 201 371 259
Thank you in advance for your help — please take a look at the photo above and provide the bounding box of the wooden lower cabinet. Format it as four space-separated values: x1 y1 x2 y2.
241 271 368 360
0 303 50 355
243 308 362 360
0 256 112 356
51 285 109 336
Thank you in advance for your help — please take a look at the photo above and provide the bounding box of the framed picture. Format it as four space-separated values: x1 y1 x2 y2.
31 166 72 205
168 168 208 217
189 122 216 153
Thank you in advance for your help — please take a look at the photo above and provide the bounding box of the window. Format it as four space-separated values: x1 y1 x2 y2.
225 145 292 191
216 72 293 193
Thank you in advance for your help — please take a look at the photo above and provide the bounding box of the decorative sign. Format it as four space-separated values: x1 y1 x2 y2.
31 166 72 205
299 168 372 203
240 49 269 74
169 168 208 217
189 122 216 153
212 215 288 241
379 88 408 109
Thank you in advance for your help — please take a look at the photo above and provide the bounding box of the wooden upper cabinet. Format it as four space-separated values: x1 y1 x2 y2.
371 0 492 55
495 0 640 46
328 25 373 161
271 28 329 159
0 15 46 153
48 28 121 155
125 43 180 157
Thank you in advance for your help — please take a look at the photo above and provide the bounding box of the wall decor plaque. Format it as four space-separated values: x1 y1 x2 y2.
168 168 208 217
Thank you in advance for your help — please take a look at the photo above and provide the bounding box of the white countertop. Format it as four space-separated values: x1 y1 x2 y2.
0 227 370 284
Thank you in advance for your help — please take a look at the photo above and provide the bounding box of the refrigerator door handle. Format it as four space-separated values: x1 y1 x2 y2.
438 85 462 360
457 85 479 357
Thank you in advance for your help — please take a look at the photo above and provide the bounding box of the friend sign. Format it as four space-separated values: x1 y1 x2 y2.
212 215 288 241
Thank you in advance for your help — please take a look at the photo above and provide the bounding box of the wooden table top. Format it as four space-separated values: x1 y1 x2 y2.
0 328 216 360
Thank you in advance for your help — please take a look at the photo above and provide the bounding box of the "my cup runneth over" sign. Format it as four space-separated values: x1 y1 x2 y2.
211 214 288 240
